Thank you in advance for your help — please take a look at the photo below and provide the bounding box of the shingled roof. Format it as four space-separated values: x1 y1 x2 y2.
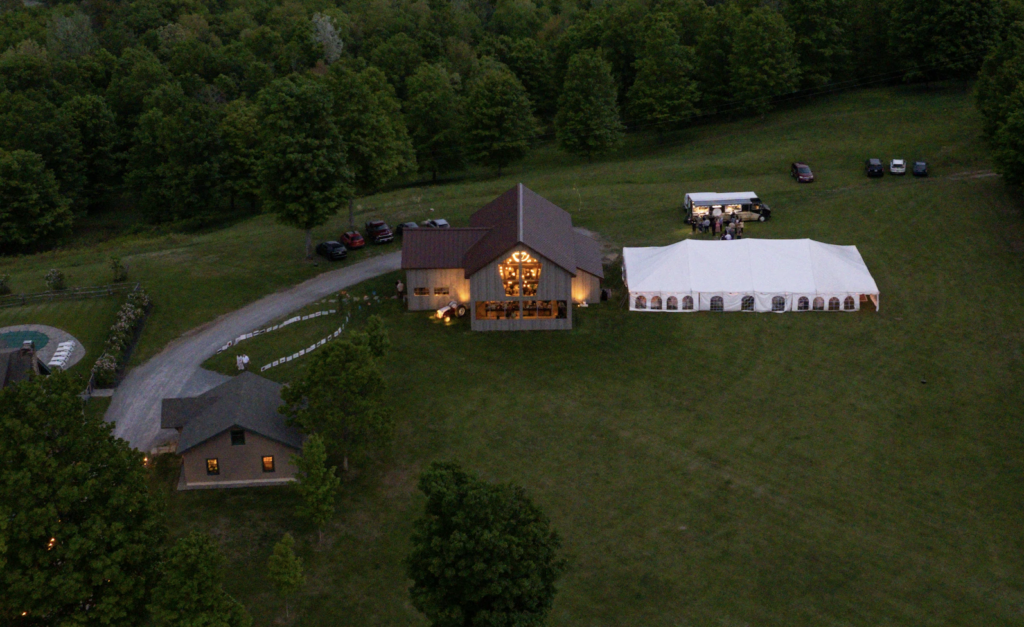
400 184 604 279
0 347 47 389
161 372 302 453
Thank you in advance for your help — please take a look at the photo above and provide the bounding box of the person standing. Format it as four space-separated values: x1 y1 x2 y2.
703 217 710 234
690 216 697 233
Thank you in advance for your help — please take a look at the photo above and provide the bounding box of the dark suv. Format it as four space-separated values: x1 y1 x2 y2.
865 158 884 178
791 162 815 183
364 220 394 244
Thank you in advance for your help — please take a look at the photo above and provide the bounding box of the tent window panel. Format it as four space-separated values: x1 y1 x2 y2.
813 297 824 311
828 297 840 311
682 296 694 310
666 296 678 310
635 295 647 309
651 296 662 310
798 297 809 311
772 296 786 312
710 296 724 312
844 296 856 310
741 296 754 311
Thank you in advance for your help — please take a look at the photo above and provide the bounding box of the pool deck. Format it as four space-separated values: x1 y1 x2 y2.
0 324 85 370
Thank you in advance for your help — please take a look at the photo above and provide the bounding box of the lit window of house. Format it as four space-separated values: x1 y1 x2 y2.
262 456 275 473
413 287 429 296
206 458 219 475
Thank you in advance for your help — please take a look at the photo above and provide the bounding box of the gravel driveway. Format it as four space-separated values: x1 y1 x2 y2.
106 252 402 452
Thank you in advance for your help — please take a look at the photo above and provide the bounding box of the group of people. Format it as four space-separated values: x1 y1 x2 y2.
689 213 745 240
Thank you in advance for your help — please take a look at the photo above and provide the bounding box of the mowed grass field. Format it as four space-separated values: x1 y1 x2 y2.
146 86 1024 625
0 298 122 374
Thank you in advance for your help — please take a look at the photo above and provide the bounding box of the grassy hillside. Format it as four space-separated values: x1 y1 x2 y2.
142 85 1024 626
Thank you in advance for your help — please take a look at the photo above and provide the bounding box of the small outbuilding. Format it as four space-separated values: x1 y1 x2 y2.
623 238 879 313
161 372 302 490
0 341 49 389
402 184 604 331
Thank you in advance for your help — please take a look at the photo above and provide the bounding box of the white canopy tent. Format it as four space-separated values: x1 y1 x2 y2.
622 239 880 313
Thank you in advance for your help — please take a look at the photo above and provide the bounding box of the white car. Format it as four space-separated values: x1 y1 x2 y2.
420 218 450 228
889 158 906 175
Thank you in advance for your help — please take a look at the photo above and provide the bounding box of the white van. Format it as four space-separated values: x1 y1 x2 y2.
684 192 772 222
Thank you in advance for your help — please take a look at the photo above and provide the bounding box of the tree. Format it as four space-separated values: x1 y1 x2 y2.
555 49 623 160
257 74 352 258
46 11 97 60
976 22 1024 137
105 47 174 130
58 94 119 211
695 2 742 115
365 314 390 358
489 0 545 40
0 372 162 626
0 149 72 254
405 63 465 181
729 8 801 116
782 0 849 89
310 12 343 65
464 63 537 175
149 532 252 627
991 84 1024 185
280 340 392 472
506 37 557 119
292 434 340 542
627 14 700 131
889 0 1004 83
218 98 261 212
405 462 566 627
368 32 424 98
267 534 305 620
126 82 223 223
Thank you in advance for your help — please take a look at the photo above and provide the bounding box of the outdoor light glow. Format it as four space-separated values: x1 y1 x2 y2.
47 537 56 550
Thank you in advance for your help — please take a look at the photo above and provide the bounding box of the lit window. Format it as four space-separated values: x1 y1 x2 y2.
262 456 275 473
798 297 809 311
206 459 219 475
499 251 542 297
231 429 245 446
651 296 662 310
741 296 754 311
813 297 824 311
772 296 785 312
476 301 520 320
828 297 840 311
434 287 450 296
710 296 724 312
635 295 646 309
521 300 563 319
682 296 694 310
844 296 855 310
666 296 678 310
413 287 429 296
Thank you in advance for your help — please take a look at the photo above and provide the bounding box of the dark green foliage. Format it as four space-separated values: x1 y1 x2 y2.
729 8 801 115
0 372 162 626
218 98 261 212
368 32 423 98
405 63 465 180
257 74 351 258
627 13 700 130
267 533 305 619
293 433 340 540
991 84 1024 184
889 0 1004 82
556 49 623 159
694 2 741 115
505 37 557 119
58 94 119 211
149 532 252 627
406 462 566 627
783 0 849 88
976 22 1024 137
280 340 392 471
105 46 173 128
0 149 72 254
489 0 545 40
464 63 537 175
365 314 390 358
125 82 222 224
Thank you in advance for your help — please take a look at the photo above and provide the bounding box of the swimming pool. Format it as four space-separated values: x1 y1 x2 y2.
0 330 50 351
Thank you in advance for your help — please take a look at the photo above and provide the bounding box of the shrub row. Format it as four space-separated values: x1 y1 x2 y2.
92 289 151 388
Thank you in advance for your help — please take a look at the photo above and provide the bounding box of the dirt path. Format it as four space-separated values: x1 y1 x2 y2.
106 252 402 452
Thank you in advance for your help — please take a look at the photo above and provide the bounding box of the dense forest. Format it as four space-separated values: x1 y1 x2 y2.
0 0 1018 254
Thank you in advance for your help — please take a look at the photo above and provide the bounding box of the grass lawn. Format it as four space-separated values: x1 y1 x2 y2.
148 86 1024 625
0 298 122 375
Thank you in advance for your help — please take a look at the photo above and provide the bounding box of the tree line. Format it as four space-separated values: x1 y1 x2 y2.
0 0 1017 254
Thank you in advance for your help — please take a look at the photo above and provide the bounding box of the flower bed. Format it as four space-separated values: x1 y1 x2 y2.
91 289 152 389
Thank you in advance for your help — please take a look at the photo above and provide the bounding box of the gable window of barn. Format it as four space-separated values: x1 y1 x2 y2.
499 251 542 297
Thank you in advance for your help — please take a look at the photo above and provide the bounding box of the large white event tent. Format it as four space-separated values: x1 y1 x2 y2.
622 238 880 313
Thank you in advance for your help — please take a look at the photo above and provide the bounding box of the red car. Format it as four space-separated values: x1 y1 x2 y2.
791 162 815 183
340 231 365 249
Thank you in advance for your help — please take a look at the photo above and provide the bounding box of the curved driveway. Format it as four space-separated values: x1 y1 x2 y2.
107 252 402 452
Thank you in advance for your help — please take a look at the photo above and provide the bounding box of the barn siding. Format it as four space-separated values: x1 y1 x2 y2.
469 246 574 331
571 271 602 304
406 268 471 311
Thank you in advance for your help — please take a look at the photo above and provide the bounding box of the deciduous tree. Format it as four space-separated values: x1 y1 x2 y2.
0 372 161 626
464 63 537 175
627 14 700 131
281 340 392 471
729 8 800 116
293 434 340 542
59 94 119 211
257 74 352 258
889 0 1003 83
405 63 465 181
267 533 305 620
149 532 252 627
218 98 261 212
783 0 849 89
556 49 623 160
0 149 72 254
365 314 390 358
405 462 566 627
976 22 1024 137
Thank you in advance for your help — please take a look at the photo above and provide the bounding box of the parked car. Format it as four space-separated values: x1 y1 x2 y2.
315 241 348 261
396 222 419 236
435 300 468 321
889 158 907 175
364 220 394 244
865 158 884 177
912 161 928 177
791 162 815 183
420 218 451 228
340 231 365 249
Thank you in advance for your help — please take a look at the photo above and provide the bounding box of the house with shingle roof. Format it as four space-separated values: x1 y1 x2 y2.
161 372 303 489
401 184 604 331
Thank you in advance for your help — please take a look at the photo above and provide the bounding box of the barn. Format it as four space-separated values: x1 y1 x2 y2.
401 184 604 331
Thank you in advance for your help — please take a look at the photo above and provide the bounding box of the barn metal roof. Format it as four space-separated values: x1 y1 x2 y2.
401 228 488 269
